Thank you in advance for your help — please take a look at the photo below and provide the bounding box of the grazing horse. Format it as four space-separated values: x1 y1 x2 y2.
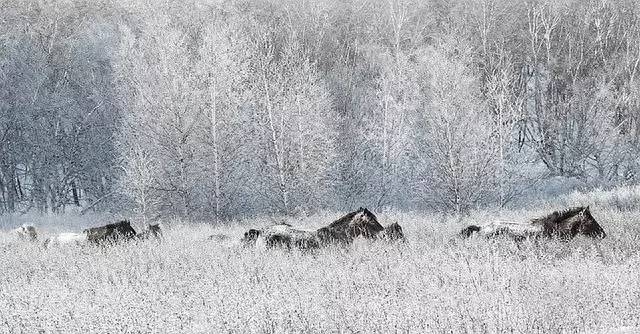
13 224 38 241
84 220 138 244
459 206 606 240
241 208 405 250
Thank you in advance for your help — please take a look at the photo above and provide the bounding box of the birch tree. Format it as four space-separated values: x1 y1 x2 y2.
246 33 336 215
196 23 251 221
365 48 418 209
115 22 206 218
413 40 497 213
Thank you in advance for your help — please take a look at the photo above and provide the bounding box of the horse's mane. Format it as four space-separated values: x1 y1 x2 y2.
328 210 358 228
328 207 377 228
531 207 585 225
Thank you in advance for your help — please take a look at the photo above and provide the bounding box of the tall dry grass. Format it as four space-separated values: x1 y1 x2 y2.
0 207 639 333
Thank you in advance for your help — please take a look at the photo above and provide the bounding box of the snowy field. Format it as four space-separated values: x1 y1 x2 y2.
1 206 639 333
4 0 640 332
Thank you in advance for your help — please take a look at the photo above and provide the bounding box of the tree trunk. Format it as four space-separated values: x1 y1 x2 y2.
71 181 80 206
261 65 289 214
209 82 221 224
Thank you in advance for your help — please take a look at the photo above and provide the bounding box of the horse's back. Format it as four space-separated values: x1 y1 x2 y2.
84 220 137 243
45 232 86 247
460 220 542 239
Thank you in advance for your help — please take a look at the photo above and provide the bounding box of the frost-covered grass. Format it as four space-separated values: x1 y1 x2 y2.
1 207 640 333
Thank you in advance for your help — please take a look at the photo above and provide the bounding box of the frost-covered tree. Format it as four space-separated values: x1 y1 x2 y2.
115 21 207 218
3 0 640 218
118 142 160 224
0 0 120 214
363 47 418 209
196 22 253 221
413 40 497 212
245 34 337 215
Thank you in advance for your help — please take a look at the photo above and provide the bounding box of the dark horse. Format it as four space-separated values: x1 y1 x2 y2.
316 207 405 244
316 207 384 244
459 206 606 240
84 220 138 244
242 207 405 250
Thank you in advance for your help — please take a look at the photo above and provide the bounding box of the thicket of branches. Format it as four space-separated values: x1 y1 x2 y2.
2 0 640 219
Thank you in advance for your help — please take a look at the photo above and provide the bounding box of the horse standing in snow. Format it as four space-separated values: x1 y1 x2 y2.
241 207 405 250
459 206 606 241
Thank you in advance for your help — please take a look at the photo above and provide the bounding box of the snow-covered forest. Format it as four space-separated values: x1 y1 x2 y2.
2 0 640 219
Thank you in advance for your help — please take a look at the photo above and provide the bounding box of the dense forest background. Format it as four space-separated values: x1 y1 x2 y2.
1 0 640 221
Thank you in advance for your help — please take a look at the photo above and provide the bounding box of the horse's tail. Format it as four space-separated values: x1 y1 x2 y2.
459 225 481 238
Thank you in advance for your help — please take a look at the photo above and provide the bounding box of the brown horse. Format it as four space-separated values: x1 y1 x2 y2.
459 206 606 241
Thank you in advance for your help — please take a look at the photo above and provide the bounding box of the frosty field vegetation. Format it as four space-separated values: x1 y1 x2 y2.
1 207 639 333
3 0 640 332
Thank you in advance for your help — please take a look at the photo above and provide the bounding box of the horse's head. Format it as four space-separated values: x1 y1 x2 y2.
577 206 606 238
349 207 384 238
559 206 606 239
